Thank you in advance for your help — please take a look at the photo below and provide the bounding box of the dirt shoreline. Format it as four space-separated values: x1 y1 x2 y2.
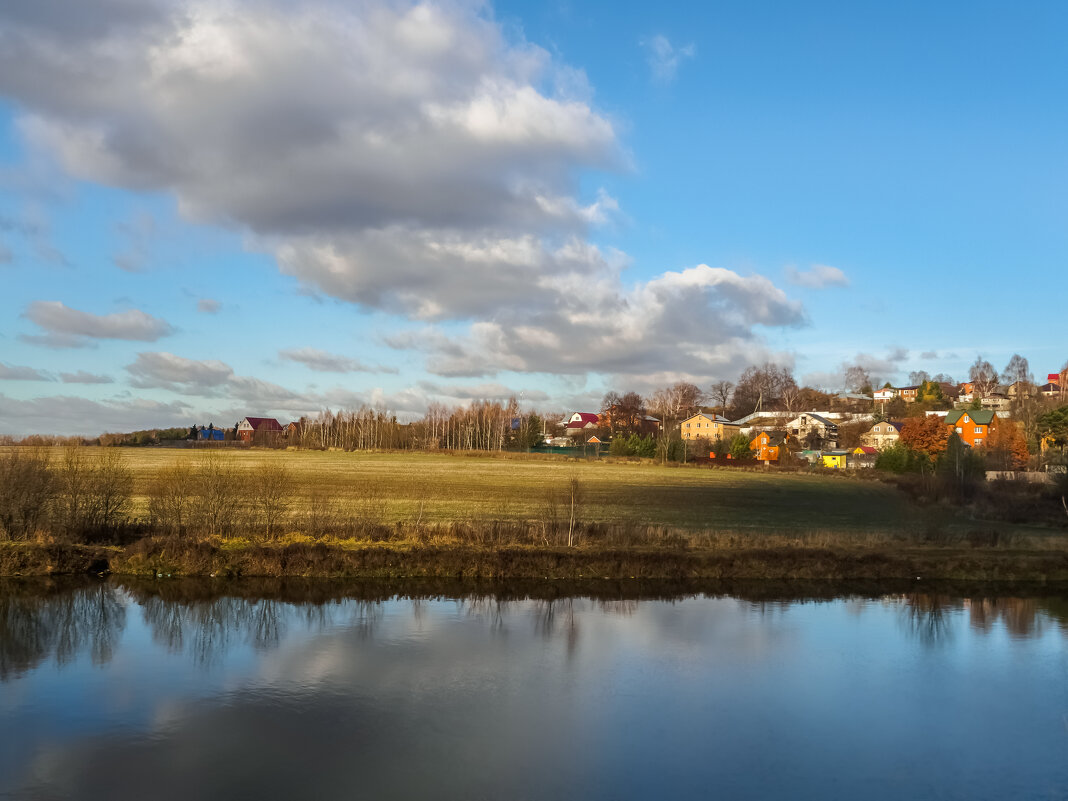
3 540 1068 583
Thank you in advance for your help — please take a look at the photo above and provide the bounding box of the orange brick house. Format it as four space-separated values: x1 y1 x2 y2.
944 409 998 447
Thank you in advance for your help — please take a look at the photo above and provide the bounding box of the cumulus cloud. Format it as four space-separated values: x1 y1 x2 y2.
785 264 850 289
0 393 192 437
0 0 805 388
23 301 174 346
0 362 53 381
279 347 397 374
60 370 114 384
641 34 695 83
394 264 804 381
196 298 221 314
417 380 550 403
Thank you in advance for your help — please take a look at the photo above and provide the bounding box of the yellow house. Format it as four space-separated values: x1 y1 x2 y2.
681 413 740 441
821 450 850 469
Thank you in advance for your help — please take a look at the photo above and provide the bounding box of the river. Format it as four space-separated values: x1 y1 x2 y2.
1 578 1066 800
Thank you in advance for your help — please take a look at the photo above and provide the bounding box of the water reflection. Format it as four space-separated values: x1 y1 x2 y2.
0 580 124 679
1 578 1066 801
0 578 1065 679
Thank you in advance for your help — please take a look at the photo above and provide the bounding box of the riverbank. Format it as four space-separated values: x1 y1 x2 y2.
4 539 1068 582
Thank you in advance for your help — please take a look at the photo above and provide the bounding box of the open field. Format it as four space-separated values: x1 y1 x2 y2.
88 446 927 536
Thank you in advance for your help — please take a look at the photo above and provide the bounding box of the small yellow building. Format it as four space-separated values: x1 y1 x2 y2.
681 413 740 441
821 450 850 469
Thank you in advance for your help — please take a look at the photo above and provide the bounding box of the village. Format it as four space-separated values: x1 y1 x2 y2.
187 366 1067 475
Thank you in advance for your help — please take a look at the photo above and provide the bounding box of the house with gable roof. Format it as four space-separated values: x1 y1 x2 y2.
944 409 999 448
237 417 283 442
681 412 740 442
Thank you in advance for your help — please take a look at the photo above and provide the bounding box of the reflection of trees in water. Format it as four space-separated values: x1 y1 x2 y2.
902 595 955 646
0 582 125 680
534 599 579 658
458 596 513 634
900 595 1066 644
139 596 291 665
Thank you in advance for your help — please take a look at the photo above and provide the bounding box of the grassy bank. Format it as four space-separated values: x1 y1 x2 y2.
4 535 1068 582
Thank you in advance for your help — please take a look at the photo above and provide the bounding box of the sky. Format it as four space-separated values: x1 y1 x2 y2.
0 0 1066 435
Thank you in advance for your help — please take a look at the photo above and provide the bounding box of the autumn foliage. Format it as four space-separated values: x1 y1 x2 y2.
986 422 1030 470
899 415 950 456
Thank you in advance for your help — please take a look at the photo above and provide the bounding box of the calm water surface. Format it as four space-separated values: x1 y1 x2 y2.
1 579 1066 800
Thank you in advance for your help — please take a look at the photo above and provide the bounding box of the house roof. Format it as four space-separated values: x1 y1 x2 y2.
1040 383 1060 392
242 417 282 431
568 412 600 425
853 446 878 455
752 430 787 446
800 413 837 428
945 409 996 426
824 450 850 456
684 412 738 425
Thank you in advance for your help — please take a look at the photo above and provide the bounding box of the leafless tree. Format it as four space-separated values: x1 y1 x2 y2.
709 380 734 413
567 474 583 548
252 462 291 539
147 461 195 536
0 448 54 540
968 356 1000 398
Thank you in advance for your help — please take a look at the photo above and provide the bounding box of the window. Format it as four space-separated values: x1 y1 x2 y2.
974 438 983 446
974 427 982 434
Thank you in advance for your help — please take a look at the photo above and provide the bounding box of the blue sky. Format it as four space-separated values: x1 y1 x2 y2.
1 0 1066 435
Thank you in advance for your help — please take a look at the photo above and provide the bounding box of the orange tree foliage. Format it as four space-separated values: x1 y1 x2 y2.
986 422 1030 470
899 415 950 456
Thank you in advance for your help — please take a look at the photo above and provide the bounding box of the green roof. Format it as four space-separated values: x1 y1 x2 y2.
945 409 996 426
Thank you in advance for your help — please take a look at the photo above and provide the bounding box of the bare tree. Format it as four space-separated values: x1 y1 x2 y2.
968 356 1000 398
0 448 54 540
845 365 872 392
1002 353 1032 388
567 474 583 548
252 462 291 539
709 380 734 414
147 461 195 536
907 370 930 386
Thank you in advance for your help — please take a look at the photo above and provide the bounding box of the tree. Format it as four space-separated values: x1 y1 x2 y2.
899 415 950 456
708 381 734 414
968 356 1000 399
730 363 797 417
1002 353 1032 387
0 448 54 540
1037 405 1068 450
146 461 195 536
566 474 583 547
986 422 1030 470
908 370 931 386
252 463 291 539
649 382 704 425
845 365 872 393
728 433 753 461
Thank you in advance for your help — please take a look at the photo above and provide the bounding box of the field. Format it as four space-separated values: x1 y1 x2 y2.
107 447 921 536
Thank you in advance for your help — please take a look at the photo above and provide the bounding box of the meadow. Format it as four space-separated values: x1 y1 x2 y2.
110 446 923 536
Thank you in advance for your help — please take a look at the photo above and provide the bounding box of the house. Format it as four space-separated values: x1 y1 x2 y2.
979 391 1011 412
944 409 999 448
195 425 225 441
750 430 788 464
1040 382 1062 398
681 412 740 441
237 417 283 442
898 385 921 403
562 412 600 435
587 435 603 444
786 413 838 448
851 445 878 468
873 387 898 402
284 421 302 438
861 420 902 449
821 450 850 469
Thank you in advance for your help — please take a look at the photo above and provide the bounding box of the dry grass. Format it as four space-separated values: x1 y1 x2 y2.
43 447 929 536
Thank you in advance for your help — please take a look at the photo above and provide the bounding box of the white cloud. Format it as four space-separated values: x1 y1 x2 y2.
785 264 850 289
641 34 695 83
279 347 397 374
0 362 53 381
0 1 807 392
23 301 175 345
60 370 115 384
0 393 192 437
196 298 221 314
